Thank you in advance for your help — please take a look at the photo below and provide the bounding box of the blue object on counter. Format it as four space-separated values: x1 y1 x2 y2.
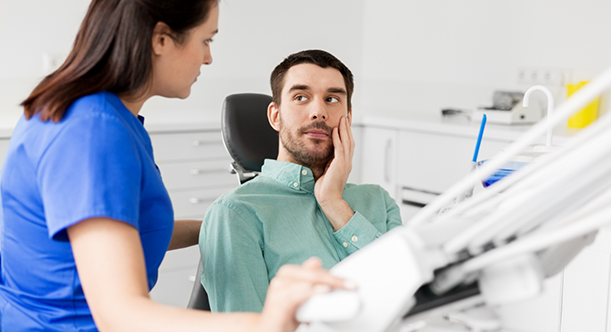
473 114 487 163
477 160 529 187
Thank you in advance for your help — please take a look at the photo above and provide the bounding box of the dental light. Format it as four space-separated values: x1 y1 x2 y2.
296 65 611 332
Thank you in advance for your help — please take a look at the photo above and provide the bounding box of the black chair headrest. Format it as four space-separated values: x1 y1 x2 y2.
221 93 278 173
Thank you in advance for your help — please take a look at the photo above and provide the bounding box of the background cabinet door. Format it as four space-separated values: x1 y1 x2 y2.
150 255 201 308
158 160 235 191
150 131 228 162
397 130 511 194
360 126 399 200
561 243 611 332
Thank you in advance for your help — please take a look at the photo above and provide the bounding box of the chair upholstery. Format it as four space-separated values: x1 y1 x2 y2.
221 93 277 183
186 258 210 311
187 93 276 310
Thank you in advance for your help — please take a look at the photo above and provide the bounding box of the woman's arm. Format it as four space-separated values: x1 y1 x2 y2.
68 218 347 332
168 219 202 250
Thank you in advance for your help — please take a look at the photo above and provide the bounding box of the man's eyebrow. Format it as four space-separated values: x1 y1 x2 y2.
287 85 347 95
288 84 310 92
327 87 347 95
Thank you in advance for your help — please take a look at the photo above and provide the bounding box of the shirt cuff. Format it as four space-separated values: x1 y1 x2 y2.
333 211 382 255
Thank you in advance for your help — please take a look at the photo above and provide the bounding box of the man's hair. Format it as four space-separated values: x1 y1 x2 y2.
270 49 354 111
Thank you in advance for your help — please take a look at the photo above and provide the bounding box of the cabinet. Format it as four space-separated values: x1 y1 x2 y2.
359 122 514 224
148 128 237 307
396 131 510 194
397 130 512 223
360 126 398 198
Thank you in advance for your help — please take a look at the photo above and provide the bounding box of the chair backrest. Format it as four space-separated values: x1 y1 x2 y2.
186 259 210 310
221 93 277 183
187 93 277 311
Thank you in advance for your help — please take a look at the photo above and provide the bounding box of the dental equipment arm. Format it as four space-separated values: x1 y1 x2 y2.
296 66 611 332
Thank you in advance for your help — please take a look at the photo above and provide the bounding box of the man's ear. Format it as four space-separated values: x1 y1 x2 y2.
347 108 353 126
268 102 280 132
151 22 173 56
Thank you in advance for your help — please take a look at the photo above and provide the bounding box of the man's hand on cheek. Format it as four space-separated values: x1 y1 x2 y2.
314 116 355 231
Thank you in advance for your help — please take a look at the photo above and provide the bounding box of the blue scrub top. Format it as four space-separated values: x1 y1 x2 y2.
0 91 174 331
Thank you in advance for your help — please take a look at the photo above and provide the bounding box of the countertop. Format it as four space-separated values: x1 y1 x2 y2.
0 108 221 138
353 112 578 145
0 108 585 144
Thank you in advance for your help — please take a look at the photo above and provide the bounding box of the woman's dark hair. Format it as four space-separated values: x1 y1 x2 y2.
270 49 354 111
22 0 218 122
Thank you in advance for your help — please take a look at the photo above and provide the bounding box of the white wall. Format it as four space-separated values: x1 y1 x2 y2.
360 0 611 118
0 0 364 125
0 0 90 126
1 0 610 124
145 0 364 120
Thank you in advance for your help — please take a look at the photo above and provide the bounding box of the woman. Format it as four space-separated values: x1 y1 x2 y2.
0 0 349 331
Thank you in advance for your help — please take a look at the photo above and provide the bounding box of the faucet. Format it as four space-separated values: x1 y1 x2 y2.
523 85 554 147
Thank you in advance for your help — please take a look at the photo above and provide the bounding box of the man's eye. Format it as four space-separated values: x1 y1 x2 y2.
296 96 308 101
327 97 339 103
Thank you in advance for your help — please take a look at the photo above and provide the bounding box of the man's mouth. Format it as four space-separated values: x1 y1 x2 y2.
303 129 330 139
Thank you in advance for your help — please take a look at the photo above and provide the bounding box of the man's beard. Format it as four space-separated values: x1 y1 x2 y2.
279 117 334 172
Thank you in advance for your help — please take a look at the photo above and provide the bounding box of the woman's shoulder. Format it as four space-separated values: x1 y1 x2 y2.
66 91 127 122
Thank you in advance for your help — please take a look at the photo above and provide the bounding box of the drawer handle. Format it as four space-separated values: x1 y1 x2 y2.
384 139 392 183
190 168 230 175
189 197 202 204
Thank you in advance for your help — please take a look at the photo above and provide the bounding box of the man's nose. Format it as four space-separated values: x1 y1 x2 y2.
310 99 328 121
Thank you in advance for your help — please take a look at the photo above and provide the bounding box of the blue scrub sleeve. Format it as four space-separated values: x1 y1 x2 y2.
37 113 142 241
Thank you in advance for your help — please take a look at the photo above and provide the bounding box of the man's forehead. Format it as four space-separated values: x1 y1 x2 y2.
282 63 346 93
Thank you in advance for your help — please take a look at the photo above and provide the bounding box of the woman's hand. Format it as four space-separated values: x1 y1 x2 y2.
258 257 354 332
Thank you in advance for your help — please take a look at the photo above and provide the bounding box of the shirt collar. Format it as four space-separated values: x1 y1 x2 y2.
261 159 315 193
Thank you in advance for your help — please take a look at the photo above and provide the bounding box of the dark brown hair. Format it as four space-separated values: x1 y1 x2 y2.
270 49 354 111
22 0 218 122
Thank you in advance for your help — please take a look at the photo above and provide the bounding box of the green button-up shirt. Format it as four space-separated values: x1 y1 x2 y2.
199 159 402 312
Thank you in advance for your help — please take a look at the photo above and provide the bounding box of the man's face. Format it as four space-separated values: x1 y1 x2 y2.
269 63 351 168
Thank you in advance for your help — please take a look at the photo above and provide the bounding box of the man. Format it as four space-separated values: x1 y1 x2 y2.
199 49 402 312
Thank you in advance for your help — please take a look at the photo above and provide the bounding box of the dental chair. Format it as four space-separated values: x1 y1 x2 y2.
295 67 611 332
187 93 276 311
221 93 277 184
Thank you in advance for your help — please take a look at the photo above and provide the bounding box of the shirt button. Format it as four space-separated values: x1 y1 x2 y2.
293 182 298 188
302 170 307 176
343 242 348 248
351 236 358 242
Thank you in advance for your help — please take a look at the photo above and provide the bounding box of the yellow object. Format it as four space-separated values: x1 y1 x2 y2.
566 81 600 129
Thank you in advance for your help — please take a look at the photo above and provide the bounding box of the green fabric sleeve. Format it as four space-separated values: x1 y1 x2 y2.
199 201 269 313
333 186 403 255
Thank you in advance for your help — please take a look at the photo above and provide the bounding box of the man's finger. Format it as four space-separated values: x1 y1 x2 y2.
340 117 351 154
332 126 343 156
345 116 355 150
